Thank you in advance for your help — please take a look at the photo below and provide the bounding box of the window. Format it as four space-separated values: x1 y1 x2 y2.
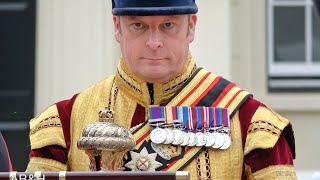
268 0 320 91
0 0 36 171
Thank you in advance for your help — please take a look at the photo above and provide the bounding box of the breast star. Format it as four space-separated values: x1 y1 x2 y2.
124 147 163 171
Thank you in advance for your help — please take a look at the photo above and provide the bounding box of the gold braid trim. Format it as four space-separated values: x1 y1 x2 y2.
248 120 282 136
30 115 61 135
29 105 66 149
196 149 211 180
207 111 244 179
251 165 297 179
115 53 197 106
68 76 123 171
26 157 67 172
244 106 289 156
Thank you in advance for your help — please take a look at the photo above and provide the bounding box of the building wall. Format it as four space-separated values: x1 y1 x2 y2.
230 0 320 171
35 0 119 113
36 0 319 173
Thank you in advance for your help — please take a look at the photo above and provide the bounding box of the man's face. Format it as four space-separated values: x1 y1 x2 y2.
113 14 197 83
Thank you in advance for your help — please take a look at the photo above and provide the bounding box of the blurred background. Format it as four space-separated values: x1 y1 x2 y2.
0 0 319 178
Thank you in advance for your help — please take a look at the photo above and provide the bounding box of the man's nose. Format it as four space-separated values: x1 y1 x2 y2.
146 31 163 49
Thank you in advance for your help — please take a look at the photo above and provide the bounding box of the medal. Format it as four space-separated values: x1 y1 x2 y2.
220 133 231 149
148 106 166 144
195 107 206 147
218 108 231 149
163 107 175 144
165 106 183 145
195 132 207 146
179 107 190 146
204 132 215 147
187 132 197 146
187 107 197 146
150 127 166 144
209 107 225 148
211 132 225 149
163 128 174 144
203 107 215 147
180 131 190 146
172 129 184 145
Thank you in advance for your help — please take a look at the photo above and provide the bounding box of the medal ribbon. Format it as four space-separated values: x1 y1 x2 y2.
188 107 196 133
215 108 223 127
172 106 183 127
165 106 174 126
203 107 209 131
148 106 165 129
196 107 202 132
222 108 230 128
209 107 216 127
201 107 206 132
181 106 189 132
148 106 165 120
191 107 197 133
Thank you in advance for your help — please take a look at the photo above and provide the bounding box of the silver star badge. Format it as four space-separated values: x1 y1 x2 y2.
124 147 162 171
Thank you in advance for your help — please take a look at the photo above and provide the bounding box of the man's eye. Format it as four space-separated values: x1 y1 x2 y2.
133 23 144 29
162 23 174 29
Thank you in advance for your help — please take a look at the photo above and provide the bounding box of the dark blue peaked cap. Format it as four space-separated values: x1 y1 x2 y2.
112 0 198 16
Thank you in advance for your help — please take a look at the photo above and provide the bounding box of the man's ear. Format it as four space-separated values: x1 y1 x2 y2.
113 16 121 43
187 14 197 43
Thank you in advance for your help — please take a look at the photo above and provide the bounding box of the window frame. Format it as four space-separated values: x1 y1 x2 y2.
268 0 320 78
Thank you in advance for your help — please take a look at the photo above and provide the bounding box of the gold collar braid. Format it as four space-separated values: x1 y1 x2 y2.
114 53 197 107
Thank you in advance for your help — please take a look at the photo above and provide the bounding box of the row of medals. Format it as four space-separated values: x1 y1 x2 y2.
150 125 231 150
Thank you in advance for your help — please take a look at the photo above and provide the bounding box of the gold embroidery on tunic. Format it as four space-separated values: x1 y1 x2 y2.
248 120 281 136
252 165 297 179
30 116 61 135
29 105 66 150
207 111 244 179
196 149 211 180
116 53 197 106
244 106 290 156
26 157 67 172
163 65 197 92
69 76 114 171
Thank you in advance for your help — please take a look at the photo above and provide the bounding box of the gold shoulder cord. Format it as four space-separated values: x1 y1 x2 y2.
99 80 118 122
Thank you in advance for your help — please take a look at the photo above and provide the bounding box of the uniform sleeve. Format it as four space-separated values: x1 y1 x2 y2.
26 104 68 171
239 98 297 179
26 94 78 172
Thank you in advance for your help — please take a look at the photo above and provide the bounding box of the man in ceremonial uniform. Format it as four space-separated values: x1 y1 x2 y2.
26 0 297 179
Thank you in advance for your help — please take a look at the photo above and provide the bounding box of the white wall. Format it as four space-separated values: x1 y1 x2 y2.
191 0 231 78
35 0 119 114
